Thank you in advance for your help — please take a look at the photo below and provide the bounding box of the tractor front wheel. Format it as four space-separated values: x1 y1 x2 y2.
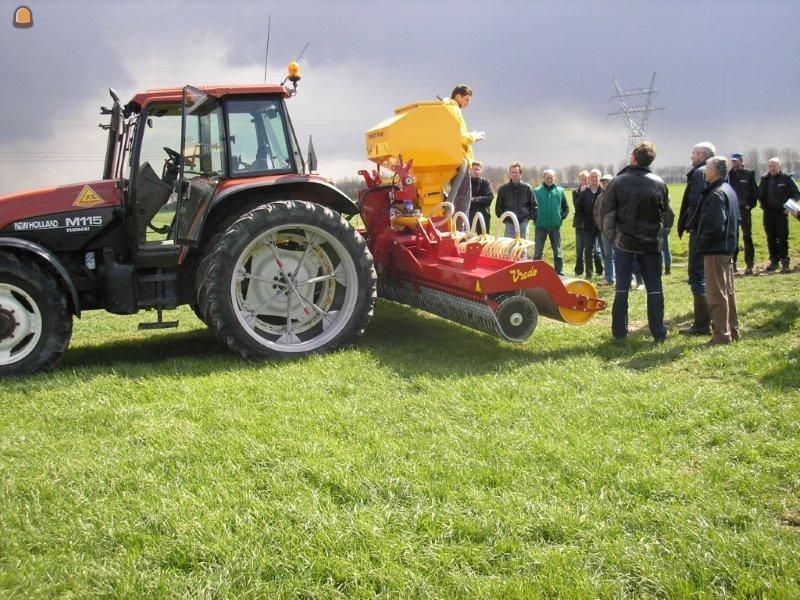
0 252 73 377
199 201 376 360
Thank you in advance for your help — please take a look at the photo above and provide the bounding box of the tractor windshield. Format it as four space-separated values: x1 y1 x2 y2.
227 98 294 175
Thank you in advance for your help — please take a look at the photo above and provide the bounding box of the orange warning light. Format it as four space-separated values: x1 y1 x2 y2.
287 62 301 83
13 6 32 28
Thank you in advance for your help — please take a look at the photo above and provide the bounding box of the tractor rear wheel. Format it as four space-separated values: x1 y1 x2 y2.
0 251 73 376
199 201 376 360
195 201 264 327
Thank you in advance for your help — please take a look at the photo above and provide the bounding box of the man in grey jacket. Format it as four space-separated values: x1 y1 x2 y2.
689 156 740 344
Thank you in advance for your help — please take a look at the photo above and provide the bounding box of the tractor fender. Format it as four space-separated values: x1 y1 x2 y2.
211 177 359 217
0 237 81 317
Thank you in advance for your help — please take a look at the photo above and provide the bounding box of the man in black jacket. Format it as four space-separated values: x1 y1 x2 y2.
495 162 536 238
677 141 715 335
572 170 589 275
758 157 800 273
601 141 673 343
728 152 758 274
575 169 603 279
468 161 494 234
690 156 740 345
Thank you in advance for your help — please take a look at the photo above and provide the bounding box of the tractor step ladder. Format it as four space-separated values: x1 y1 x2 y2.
138 307 178 330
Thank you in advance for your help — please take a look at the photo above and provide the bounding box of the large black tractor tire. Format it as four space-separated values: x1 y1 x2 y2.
0 251 73 377
198 201 376 360
194 203 263 327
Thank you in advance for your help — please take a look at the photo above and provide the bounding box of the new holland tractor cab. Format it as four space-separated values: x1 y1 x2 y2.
0 68 377 376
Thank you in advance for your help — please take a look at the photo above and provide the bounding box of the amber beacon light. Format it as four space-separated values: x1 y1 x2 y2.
287 62 301 83
13 5 33 28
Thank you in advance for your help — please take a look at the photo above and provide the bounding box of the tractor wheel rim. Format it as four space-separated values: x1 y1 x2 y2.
230 223 359 353
0 283 42 366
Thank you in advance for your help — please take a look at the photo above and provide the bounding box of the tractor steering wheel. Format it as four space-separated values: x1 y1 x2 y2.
163 146 182 163
162 146 184 185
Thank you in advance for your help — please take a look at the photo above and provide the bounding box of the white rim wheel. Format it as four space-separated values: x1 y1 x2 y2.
230 224 360 353
0 283 43 366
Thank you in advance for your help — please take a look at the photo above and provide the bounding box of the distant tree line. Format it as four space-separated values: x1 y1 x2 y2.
335 146 799 200
650 146 799 186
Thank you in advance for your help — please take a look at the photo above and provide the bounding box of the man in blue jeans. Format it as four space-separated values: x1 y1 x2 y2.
596 173 616 286
601 141 674 343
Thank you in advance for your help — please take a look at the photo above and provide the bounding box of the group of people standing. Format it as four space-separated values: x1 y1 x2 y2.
447 84 799 345
465 142 799 346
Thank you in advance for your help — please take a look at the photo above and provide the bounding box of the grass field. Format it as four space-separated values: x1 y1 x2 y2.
1 185 799 597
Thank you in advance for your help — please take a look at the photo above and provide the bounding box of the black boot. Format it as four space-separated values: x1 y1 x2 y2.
679 295 711 336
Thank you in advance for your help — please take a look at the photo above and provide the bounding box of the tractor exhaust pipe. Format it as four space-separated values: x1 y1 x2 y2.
100 88 122 180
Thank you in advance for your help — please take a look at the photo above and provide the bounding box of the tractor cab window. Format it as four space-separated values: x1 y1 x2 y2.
182 99 226 181
227 98 293 175
173 87 226 246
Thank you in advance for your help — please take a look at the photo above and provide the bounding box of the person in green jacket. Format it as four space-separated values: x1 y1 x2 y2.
533 169 570 275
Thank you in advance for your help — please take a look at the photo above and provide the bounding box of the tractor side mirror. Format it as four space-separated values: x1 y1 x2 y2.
307 135 317 173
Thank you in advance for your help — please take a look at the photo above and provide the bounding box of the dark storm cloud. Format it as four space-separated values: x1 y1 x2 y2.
0 0 798 194
0 0 137 142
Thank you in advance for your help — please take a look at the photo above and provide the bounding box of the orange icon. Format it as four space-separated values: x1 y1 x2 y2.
13 6 32 28
73 186 105 208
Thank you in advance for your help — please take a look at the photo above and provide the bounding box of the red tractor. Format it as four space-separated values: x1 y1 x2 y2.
1 73 605 377
0 79 377 376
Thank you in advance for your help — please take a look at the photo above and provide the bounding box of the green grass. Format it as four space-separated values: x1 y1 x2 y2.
1 184 799 597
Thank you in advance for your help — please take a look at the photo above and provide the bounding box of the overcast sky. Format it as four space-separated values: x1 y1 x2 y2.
1 0 798 195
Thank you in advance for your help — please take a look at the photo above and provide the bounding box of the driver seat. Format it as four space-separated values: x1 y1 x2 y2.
134 162 173 241
250 145 270 171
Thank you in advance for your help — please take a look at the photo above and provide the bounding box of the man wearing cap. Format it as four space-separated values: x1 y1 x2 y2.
757 157 800 272
728 152 758 274
595 173 616 286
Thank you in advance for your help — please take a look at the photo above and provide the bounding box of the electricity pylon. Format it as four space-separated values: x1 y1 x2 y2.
607 72 663 157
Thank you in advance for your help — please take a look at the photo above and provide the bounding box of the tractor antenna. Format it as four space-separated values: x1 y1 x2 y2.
263 13 271 82
280 42 310 86
295 41 310 63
